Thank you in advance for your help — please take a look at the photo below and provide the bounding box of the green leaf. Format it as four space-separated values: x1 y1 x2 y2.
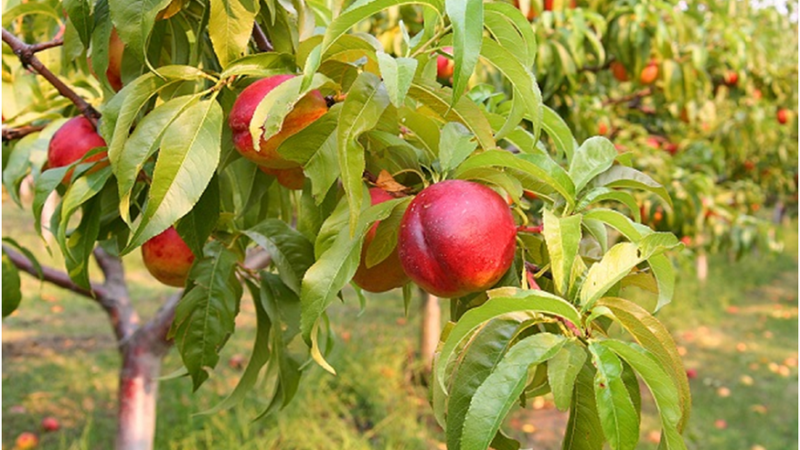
460 333 566 450
561 363 604 450
127 98 223 252
592 165 672 209
2 251 22 318
479 37 542 140
446 316 532 450
244 219 315 295
581 209 675 311
365 197 411 268
198 279 272 415
300 195 402 344
208 0 259 68
321 0 444 55
64 0 93 49
377 53 417 107
169 241 241 390
256 273 304 418
33 167 70 239
63 199 103 289
117 94 200 224
337 71 390 233
543 210 582 297
249 73 334 153
109 0 173 61
577 188 640 222
569 137 617 194
483 3 536 68
439 122 478 173
175 176 220 258
446 0 482 104
454 150 575 206
588 342 639 450
595 298 690 431
408 81 496 151
601 340 688 450
1 239 42 281
220 52 296 78
580 233 678 311
548 339 588 412
542 106 578 163
436 289 581 393
104 68 208 175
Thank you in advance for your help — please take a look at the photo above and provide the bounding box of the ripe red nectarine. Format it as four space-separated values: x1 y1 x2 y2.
48 116 107 182
16 432 39 449
41 417 60 432
398 180 517 298
437 47 454 82
777 108 789 125
640 60 659 85
352 188 410 293
229 75 328 169
141 226 195 287
610 61 628 82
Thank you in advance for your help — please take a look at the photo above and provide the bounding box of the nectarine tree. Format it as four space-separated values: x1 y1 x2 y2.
6 1 794 450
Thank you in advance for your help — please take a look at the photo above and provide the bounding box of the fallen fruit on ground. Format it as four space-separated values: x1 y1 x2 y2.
16 432 39 449
41 417 59 432
141 226 196 288
352 188 410 293
229 75 328 169
398 180 517 298
47 116 108 183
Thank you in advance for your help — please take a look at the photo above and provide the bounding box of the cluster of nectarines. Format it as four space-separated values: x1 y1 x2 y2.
609 59 659 85
352 179 518 297
47 70 521 296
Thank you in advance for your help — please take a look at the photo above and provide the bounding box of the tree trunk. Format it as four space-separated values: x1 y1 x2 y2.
115 341 165 450
696 250 708 283
419 289 441 375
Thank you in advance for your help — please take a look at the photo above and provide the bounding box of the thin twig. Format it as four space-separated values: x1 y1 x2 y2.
252 22 273 52
2 124 46 141
2 29 100 126
602 88 653 107
580 58 615 73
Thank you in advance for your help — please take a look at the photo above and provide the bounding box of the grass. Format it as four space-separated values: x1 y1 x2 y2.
2 201 798 450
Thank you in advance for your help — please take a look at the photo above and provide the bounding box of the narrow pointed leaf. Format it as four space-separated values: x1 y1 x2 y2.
460 333 566 450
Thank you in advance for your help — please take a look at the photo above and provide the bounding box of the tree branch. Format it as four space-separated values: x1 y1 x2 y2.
580 57 615 73
2 124 46 142
2 29 100 126
135 292 182 356
3 244 105 299
602 88 653 107
251 22 273 52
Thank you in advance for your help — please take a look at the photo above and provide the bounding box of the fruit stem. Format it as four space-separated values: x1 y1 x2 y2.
517 225 543 233
409 24 453 58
